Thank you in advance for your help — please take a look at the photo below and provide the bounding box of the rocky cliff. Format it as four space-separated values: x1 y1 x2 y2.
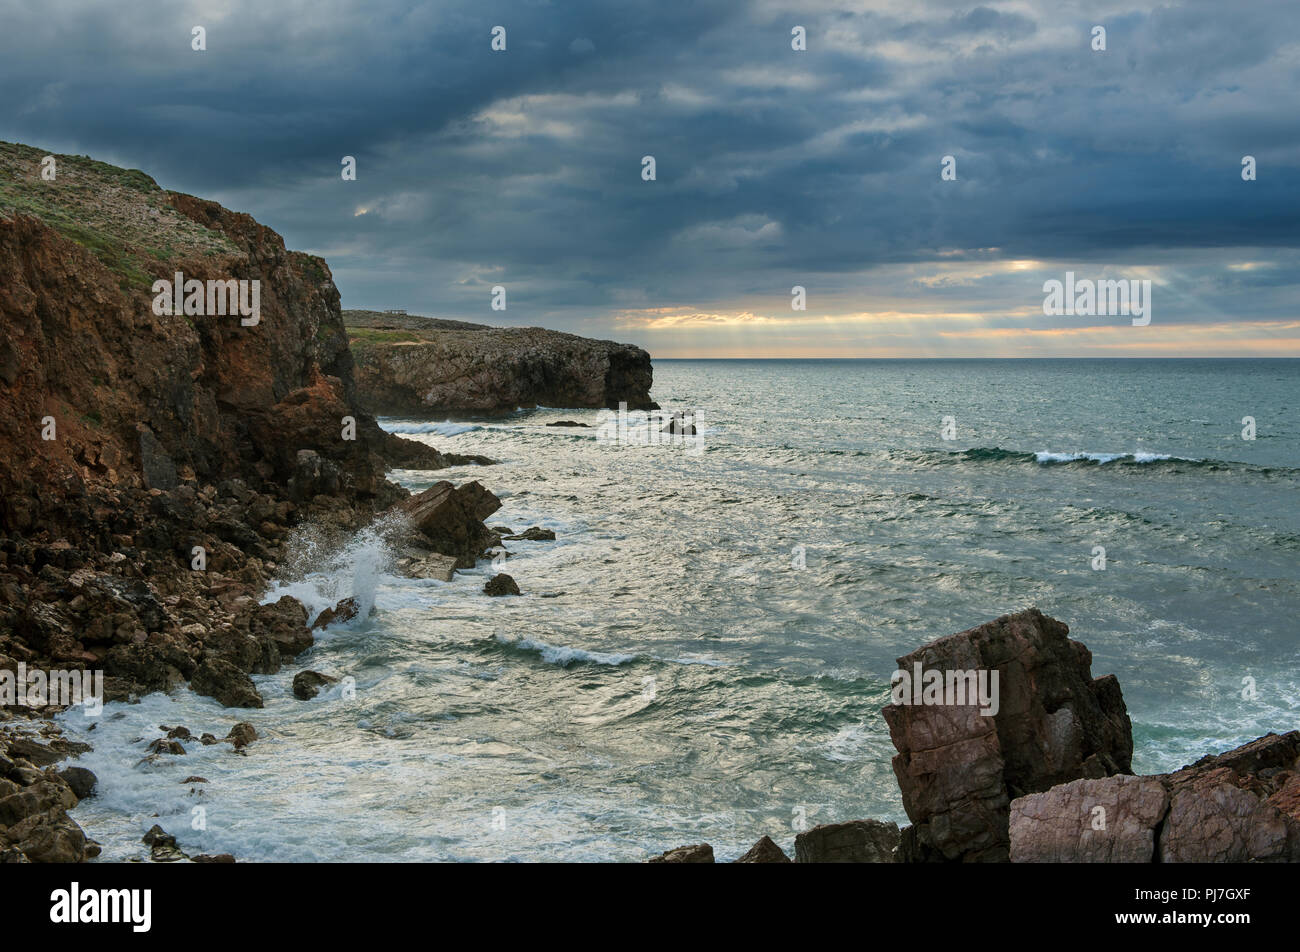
344 309 657 414
0 139 495 709
0 141 516 862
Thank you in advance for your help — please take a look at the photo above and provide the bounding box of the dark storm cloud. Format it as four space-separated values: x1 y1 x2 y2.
2 0 1298 348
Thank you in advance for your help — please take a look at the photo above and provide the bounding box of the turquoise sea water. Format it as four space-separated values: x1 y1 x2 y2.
63 358 1300 861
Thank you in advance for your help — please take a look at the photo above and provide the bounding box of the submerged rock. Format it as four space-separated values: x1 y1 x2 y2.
226 722 258 749
505 527 555 542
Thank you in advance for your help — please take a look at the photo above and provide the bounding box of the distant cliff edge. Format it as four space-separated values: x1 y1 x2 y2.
344 309 657 415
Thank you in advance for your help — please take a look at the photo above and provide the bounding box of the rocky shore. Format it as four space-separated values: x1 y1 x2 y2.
3 142 1291 865
650 608 1300 863
0 142 516 861
344 309 657 414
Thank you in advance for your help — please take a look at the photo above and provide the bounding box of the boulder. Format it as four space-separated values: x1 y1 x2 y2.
882 608 1132 862
57 766 98 800
190 658 264 709
484 573 521 597
226 722 258 749
1159 732 1300 862
7 809 89 863
398 481 502 568
648 843 714 863
734 835 791 863
794 819 899 863
293 670 340 700
311 596 359 631
1010 775 1168 862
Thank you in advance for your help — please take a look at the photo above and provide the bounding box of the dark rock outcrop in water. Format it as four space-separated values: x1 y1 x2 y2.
882 607 1133 862
343 309 657 414
398 480 503 569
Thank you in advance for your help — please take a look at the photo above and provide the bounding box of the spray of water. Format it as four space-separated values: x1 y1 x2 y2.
263 512 410 624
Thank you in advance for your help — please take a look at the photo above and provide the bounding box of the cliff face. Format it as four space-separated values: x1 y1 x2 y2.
0 142 454 537
0 141 469 706
344 309 657 414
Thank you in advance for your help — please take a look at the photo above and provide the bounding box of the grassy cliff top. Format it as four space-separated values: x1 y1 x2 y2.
0 140 237 291
343 309 492 333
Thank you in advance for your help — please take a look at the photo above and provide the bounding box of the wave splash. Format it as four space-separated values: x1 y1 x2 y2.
262 513 405 624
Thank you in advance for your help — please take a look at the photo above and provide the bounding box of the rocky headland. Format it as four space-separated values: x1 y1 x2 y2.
0 141 515 861
344 309 657 415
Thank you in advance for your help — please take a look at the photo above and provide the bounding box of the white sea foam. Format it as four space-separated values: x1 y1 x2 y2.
493 632 635 667
262 514 401 624
1035 450 1185 465
381 421 480 437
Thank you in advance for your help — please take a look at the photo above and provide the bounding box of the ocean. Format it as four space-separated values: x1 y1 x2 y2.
61 358 1300 861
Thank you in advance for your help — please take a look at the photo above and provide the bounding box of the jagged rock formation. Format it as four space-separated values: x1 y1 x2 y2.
648 608 1295 865
882 608 1133 862
1011 731 1300 862
344 309 657 414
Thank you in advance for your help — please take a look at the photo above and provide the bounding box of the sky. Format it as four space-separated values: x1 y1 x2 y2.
2 0 1298 357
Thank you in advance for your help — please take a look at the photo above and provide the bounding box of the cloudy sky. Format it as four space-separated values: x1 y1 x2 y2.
3 0 1298 356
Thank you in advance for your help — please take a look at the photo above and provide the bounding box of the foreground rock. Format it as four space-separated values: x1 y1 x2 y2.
734 835 791 863
648 843 714 863
882 608 1132 862
794 819 899 863
0 729 98 862
1011 731 1300 862
345 309 657 414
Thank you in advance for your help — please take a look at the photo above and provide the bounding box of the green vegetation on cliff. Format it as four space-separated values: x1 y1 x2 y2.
0 140 236 291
